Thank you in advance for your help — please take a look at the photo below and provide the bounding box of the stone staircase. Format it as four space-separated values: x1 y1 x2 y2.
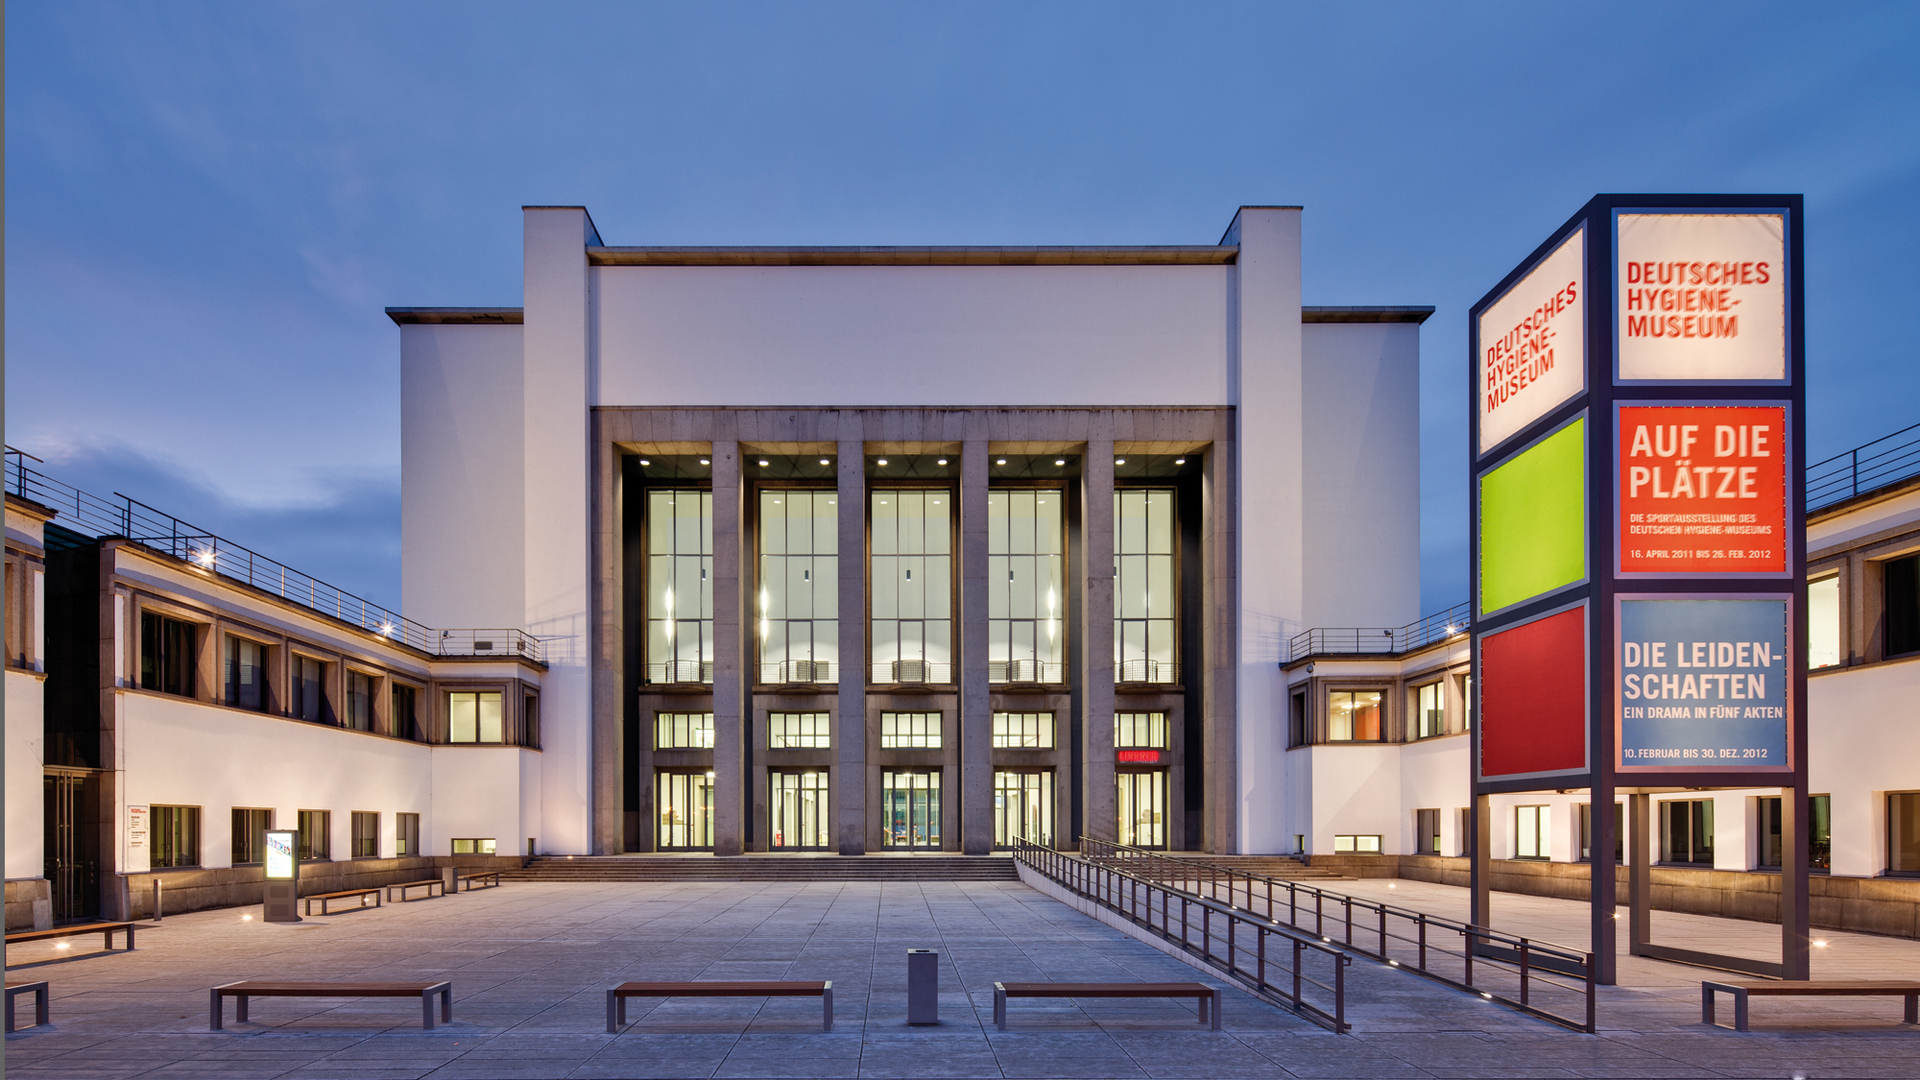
1188 855 1351 880
500 854 1019 883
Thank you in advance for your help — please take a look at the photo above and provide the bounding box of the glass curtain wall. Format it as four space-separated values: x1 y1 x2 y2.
647 490 714 684
988 489 1064 683
1117 771 1167 848
994 770 1053 847
871 490 952 683
759 490 837 684
881 770 942 849
770 770 831 849
657 771 715 849
1114 489 1175 683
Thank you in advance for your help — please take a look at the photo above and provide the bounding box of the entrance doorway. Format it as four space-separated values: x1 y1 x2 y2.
1117 770 1167 849
43 769 101 922
656 770 715 850
770 769 831 850
993 770 1053 848
880 770 942 849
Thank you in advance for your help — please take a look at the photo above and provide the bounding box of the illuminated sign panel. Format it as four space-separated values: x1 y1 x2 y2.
1618 404 1787 575
1478 417 1586 614
1616 213 1786 382
265 829 297 879
1478 227 1585 454
1478 605 1587 780
1617 597 1789 772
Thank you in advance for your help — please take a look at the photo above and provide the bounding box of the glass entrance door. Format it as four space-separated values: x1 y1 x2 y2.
656 770 715 850
770 769 831 850
43 770 102 922
1117 770 1167 849
881 770 942 849
993 770 1053 848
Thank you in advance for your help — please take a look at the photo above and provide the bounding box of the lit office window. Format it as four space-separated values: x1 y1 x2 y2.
150 805 201 868
1114 712 1167 749
992 712 1054 748
655 712 715 749
880 712 941 749
448 691 503 743
759 489 837 684
871 490 952 683
1415 682 1445 738
988 489 1064 683
770 712 831 749
1662 799 1714 865
1808 575 1840 669
881 769 941 849
224 636 265 711
658 771 715 849
1462 675 1473 730
1114 489 1175 683
1514 805 1550 860
770 770 830 849
648 490 714 684
451 838 496 855
1333 834 1382 854
1328 690 1382 741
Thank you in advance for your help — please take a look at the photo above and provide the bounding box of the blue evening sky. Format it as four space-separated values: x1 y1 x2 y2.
7 2 1918 615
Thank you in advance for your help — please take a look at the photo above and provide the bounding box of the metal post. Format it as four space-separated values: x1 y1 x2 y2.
1783 782 1812 980
152 879 163 922
1519 939 1531 1005
1470 792 1492 930
1292 939 1303 1006
1629 793 1651 954
1418 913 1427 970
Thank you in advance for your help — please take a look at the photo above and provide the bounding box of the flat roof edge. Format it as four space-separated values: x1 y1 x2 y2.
1302 306 1436 324
386 307 525 325
587 246 1238 267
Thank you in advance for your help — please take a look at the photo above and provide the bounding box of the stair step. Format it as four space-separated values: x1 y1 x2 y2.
501 855 1019 883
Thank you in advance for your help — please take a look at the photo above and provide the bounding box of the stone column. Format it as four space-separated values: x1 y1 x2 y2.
836 438 868 855
960 436 992 854
711 440 745 856
1082 433 1116 846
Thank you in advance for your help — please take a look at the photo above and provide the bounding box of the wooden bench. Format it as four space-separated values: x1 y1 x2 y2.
303 887 382 916
606 980 832 1032
457 871 501 891
384 879 444 903
5 981 50 1032
209 980 452 1031
1703 979 1920 1032
5 921 136 953
993 981 1220 1031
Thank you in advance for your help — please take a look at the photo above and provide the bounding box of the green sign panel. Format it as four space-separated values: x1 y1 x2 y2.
1479 416 1587 614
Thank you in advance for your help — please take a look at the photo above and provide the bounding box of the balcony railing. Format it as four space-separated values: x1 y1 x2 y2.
1287 601 1471 663
989 659 1064 684
760 659 832 685
6 447 542 663
1807 421 1920 512
870 660 952 685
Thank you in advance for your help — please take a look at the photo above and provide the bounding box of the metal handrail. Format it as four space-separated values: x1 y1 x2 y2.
1080 839 1596 1033
1013 839 1353 1032
5 448 542 662
1807 421 1920 511
1286 601 1472 662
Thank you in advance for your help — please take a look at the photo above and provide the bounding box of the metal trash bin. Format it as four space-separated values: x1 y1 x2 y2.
907 949 938 1025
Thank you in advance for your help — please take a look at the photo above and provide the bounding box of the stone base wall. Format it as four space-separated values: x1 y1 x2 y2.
6 878 53 931
1303 854 1920 940
113 855 524 920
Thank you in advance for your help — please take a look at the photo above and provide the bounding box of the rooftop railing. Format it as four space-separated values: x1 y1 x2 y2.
6 447 541 662
1286 600 1471 662
1807 421 1920 512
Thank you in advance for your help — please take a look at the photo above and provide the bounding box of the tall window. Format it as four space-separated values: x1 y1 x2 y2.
391 684 420 741
396 812 420 857
871 490 952 683
759 489 838 684
995 770 1053 847
1580 802 1623 863
523 693 540 748
770 712 831 749
1114 712 1167 749
1289 691 1307 748
1462 675 1473 730
770 770 830 849
989 489 1064 683
1759 795 1831 871
140 612 197 697
880 712 941 749
658 771 715 849
231 808 270 865
1514 805 1550 860
1415 809 1441 855
1415 682 1445 738
1891 793 1920 874
992 712 1053 748
291 655 326 723
881 770 941 849
1662 799 1713 865
1887 554 1920 657
1118 771 1167 848
448 691 503 743
1808 575 1840 669
350 812 379 858
297 809 330 861
150 805 200 868
1328 690 1383 741
1114 489 1175 683
647 490 714 684
224 636 265 711
656 712 714 749
345 672 375 731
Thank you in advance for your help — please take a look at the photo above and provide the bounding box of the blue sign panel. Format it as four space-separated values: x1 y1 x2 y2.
1617 597 1788 770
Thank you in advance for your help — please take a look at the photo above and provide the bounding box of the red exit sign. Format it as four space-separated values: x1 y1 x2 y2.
1116 750 1161 763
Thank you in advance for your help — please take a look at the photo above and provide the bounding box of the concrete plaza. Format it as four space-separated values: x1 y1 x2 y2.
3 877 1916 1079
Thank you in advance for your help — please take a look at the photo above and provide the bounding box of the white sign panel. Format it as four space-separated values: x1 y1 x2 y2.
265 830 297 879
126 804 150 874
1617 213 1785 381
1478 227 1586 454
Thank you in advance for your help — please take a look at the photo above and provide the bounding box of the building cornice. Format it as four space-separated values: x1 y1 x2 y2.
385 308 525 325
1302 306 1436 324
585 246 1239 267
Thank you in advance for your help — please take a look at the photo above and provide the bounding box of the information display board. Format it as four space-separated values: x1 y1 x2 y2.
1617 404 1789 575
1478 227 1585 455
1617 596 1790 772
265 830 296 879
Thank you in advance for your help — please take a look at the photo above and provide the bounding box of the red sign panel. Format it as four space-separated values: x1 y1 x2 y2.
1480 606 1587 779
1116 750 1161 764
1619 405 1787 574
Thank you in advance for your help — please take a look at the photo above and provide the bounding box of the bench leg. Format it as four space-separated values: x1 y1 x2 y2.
1907 993 1917 1025
7 993 16 1034
823 987 832 1032
442 986 452 1024
607 990 619 1034
209 990 222 1031
36 986 48 1028
422 989 434 1031
995 989 1006 1031
1733 990 1748 1033
126 924 135 950
1702 984 1715 1027
1209 991 1221 1031
236 994 248 1023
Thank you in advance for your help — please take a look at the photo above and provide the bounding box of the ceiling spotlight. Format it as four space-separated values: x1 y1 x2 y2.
820 458 830 465
639 459 651 466
936 458 948 466
1054 459 1066 466
759 460 770 466
1115 458 1126 465
877 458 888 466
699 458 710 465
996 458 1007 465
1175 457 1186 464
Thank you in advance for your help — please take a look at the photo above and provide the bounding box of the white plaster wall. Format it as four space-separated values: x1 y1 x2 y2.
117 692 433 868
400 323 526 629
1807 487 1920 552
1397 734 1469 855
430 746 541 855
590 265 1232 408
1810 656 1920 877
1307 744 1401 854
1301 322 1421 632
6 671 46 878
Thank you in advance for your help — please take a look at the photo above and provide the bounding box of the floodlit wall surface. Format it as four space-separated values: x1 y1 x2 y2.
590 265 1233 408
1810 656 1920 879
6 670 45 878
431 745 542 857
1306 742 1400 854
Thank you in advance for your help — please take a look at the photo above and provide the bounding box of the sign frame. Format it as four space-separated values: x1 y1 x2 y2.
1612 206 1795 388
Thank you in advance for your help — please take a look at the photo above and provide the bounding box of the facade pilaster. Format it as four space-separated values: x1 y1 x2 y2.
836 438 868 854
1081 435 1117 845
710 440 745 855
960 436 992 854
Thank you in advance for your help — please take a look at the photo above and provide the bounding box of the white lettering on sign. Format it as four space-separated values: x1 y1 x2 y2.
1617 213 1786 381
1478 227 1585 454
